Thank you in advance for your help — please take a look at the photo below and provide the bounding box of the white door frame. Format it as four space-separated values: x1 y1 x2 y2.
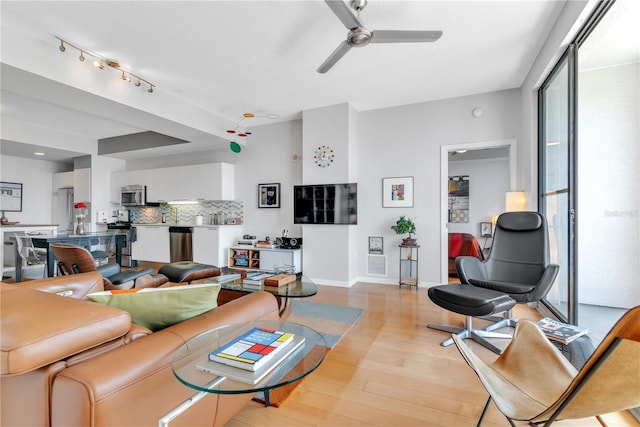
440 138 517 283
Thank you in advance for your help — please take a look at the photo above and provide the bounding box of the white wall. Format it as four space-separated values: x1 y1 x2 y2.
0 154 68 224
356 89 521 285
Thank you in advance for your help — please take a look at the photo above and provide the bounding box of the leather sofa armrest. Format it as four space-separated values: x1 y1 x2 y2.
51 291 280 427
1 284 130 375
10 271 104 299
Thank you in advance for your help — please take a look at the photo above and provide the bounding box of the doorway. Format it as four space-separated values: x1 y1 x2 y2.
440 139 517 282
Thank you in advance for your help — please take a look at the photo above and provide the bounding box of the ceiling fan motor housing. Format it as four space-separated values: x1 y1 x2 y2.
347 27 372 46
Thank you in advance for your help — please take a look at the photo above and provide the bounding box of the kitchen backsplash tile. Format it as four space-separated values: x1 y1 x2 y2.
130 200 244 224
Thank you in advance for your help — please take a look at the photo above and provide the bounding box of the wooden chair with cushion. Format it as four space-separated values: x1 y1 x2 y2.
453 305 640 426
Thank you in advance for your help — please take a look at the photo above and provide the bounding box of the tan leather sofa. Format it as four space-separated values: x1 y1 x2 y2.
1 272 280 427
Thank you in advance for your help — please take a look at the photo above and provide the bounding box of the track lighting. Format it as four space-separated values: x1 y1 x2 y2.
55 36 154 93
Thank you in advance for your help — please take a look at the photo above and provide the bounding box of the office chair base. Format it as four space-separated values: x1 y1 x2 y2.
428 316 512 355
485 317 519 332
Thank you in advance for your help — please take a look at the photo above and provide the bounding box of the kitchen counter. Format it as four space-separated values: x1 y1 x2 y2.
1 223 59 228
132 223 243 227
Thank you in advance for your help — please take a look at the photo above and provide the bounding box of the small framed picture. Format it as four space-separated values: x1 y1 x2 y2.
480 222 492 237
368 236 383 255
382 176 414 208
258 183 280 208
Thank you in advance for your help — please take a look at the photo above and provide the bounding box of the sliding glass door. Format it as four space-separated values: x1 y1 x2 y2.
539 55 574 322
539 0 639 343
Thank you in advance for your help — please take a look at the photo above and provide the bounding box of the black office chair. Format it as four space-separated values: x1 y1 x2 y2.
456 211 559 332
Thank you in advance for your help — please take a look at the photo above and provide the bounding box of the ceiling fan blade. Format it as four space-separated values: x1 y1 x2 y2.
370 30 443 43
324 0 363 30
317 40 352 73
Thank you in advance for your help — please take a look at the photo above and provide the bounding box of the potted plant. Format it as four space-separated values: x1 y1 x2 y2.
391 216 417 245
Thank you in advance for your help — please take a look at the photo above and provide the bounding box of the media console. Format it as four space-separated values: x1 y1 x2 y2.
228 247 302 274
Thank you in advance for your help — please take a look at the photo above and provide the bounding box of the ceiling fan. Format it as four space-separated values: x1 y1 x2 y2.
317 0 443 74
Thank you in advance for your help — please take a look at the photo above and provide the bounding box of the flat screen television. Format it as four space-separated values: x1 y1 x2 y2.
294 183 357 225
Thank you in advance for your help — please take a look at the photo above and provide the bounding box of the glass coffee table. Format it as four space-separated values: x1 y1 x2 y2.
209 272 318 317
160 320 326 426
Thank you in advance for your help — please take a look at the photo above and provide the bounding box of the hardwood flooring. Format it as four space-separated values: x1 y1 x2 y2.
224 281 636 427
10 263 635 426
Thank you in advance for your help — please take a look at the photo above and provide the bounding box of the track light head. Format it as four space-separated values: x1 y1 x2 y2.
55 36 154 93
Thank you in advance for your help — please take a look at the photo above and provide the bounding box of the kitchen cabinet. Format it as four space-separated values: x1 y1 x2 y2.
109 163 235 204
132 225 170 263
193 226 241 267
159 166 197 203
73 168 91 204
197 163 234 201
53 171 73 190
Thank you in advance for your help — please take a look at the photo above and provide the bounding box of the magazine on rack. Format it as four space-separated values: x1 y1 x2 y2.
536 317 589 344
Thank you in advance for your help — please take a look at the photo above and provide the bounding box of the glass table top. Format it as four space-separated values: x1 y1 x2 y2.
172 320 326 394
207 270 318 299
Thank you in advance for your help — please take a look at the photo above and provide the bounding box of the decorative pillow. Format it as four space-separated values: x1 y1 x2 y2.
87 283 220 331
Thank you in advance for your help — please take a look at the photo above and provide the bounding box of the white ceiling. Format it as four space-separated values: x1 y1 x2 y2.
0 0 577 163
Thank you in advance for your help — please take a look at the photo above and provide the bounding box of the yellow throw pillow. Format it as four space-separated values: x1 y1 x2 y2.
87 283 220 331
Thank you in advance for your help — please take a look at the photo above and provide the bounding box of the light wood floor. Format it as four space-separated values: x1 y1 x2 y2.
222 281 636 427
22 262 633 426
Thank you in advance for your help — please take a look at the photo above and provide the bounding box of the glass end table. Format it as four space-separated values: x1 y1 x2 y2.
160 320 326 426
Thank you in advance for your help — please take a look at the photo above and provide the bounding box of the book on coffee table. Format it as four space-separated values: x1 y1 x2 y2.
263 274 296 287
196 334 305 384
243 273 275 285
208 327 295 372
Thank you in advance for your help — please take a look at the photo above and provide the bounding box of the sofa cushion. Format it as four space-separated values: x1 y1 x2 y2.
87 283 221 331
0 283 131 375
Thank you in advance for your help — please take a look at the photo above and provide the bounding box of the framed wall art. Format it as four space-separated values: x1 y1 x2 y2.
258 183 280 208
0 181 23 212
448 175 469 223
368 236 383 255
382 176 414 208
480 222 493 237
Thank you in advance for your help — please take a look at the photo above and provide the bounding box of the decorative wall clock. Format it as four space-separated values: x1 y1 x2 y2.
313 145 335 167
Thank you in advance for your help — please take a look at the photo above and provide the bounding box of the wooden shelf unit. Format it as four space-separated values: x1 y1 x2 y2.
228 247 302 273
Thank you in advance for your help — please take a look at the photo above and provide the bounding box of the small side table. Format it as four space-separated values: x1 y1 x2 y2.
399 244 420 288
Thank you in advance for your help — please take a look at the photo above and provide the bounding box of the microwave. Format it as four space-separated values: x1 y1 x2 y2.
121 185 146 206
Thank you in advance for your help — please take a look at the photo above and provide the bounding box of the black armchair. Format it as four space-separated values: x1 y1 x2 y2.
455 211 559 331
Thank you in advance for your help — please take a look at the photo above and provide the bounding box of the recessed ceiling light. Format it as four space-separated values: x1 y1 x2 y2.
34 152 45 156
455 150 468 154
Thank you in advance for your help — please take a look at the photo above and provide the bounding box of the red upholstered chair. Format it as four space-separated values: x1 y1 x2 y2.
448 233 484 276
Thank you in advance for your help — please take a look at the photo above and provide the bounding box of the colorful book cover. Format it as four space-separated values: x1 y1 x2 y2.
209 327 294 371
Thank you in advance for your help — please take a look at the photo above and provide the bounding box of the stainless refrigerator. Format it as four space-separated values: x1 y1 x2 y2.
55 187 75 232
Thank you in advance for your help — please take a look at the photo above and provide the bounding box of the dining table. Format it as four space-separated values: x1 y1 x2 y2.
11 231 126 282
